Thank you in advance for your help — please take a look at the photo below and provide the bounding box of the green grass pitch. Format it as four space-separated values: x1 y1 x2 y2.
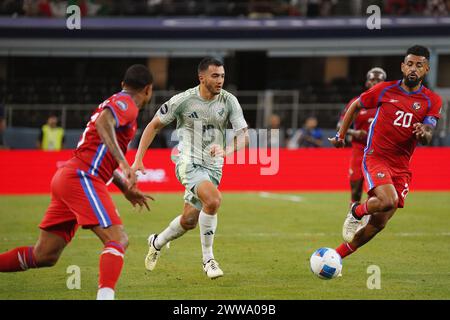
1 192 449 300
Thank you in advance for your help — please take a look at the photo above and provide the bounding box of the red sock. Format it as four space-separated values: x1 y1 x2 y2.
335 242 357 259
0 246 37 272
354 201 369 218
98 241 125 290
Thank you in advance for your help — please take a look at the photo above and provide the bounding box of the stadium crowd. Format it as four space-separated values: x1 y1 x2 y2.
0 0 449 17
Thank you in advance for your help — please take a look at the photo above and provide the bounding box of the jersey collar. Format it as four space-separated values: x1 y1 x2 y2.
397 80 423 95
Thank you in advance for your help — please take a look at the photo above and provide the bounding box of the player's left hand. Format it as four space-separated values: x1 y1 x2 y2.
210 144 225 158
119 161 137 190
328 135 345 148
124 187 154 212
412 122 427 139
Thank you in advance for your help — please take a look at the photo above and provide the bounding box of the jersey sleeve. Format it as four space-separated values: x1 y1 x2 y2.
156 93 184 125
426 93 443 119
358 82 388 109
104 98 137 128
228 94 248 131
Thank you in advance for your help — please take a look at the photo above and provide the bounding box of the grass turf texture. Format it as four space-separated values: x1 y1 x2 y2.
0 192 449 300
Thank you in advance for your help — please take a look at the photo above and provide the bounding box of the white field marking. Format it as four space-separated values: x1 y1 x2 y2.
3 232 450 242
258 192 304 202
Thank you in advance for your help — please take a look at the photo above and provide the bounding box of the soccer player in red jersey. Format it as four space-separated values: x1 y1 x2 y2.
329 45 443 260
338 67 387 205
0 65 154 299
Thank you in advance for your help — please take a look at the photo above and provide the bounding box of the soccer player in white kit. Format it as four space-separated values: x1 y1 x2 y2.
132 57 249 279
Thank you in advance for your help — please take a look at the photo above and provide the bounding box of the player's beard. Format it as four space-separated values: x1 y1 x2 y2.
403 73 424 88
205 81 221 96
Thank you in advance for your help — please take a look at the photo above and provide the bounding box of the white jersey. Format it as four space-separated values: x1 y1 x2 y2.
157 86 247 170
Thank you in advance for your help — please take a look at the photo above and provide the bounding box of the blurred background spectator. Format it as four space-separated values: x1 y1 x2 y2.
266 113 287 148
287 116 323 148
37 114 65 151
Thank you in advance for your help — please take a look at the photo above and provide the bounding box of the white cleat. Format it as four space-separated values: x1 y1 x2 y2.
203 259 224 279
357 214 370 233
342 203 362 243
144 234 161 271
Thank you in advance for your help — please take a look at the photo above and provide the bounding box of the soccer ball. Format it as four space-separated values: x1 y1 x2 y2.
310 247 343 280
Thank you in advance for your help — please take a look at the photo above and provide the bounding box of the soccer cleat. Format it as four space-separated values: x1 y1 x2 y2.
342 202 362 242
357 214 370 233
203 259 224 279
144 234 161 271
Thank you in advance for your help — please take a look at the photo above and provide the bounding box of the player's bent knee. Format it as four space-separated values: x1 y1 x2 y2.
180 215 198 230
203 195 222 213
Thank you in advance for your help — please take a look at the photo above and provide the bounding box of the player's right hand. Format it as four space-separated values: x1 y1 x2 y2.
328 135 345 148
210 144 226 158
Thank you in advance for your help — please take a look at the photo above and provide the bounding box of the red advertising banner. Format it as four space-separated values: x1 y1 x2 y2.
1 148 449 194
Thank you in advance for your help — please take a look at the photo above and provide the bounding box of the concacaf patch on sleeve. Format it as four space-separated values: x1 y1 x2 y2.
116 100 128 111
160 103 168 115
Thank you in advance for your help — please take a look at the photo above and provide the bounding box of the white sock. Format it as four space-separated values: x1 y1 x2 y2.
154 215 186 250
96 287 115 300
199 210 217 264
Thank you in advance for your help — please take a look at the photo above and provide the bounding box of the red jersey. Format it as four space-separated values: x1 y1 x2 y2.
341 96 377 149
359 80 442 170
71 92 139 183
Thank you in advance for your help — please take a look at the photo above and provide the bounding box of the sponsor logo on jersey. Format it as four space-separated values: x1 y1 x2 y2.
218 109 225 116
116 100 128 111
389 99 399 103
412 102 421 110
188 112 199 119
377 172 385 179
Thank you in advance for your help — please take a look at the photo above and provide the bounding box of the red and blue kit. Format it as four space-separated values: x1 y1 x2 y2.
358 80 442 208
341 97 377 181
39 92 139 242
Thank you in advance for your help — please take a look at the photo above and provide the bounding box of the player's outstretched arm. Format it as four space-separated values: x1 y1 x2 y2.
95 108 136 189
329 99 362 148
132 116 166 173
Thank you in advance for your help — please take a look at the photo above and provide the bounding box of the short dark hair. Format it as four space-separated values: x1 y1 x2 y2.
123 64 153 90
198 57 224 73
406 45 430 60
